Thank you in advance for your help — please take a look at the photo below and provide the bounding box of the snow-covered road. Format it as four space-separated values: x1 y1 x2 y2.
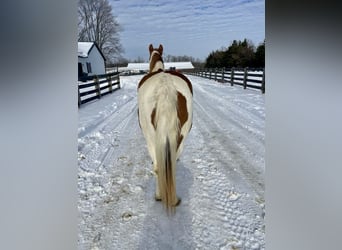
78 74 265 250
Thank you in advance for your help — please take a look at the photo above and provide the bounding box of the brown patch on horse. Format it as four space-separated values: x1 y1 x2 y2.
165 70 193 95
149 44 164 73
151 108 156 130
137 69 163 89
176 91 188 150
149 44 163 55
149 52 164 72
149 44 154 54
177 92 188 128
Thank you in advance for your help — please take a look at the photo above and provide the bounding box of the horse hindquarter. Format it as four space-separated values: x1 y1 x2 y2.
138 72 192 213
138 73 179 212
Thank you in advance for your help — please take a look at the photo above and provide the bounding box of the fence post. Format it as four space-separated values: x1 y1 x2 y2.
117 74 121 89
243 67 248 89
94 76 101 99
107 75 113 93
221 68 225 83
231 67 235 86
78 87 81 107
209 68 212 79
261 69 265 94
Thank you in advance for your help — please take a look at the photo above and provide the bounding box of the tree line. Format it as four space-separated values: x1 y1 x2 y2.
115 54 204 68
205 39 265 68
77 0 264 70
122 39 265 69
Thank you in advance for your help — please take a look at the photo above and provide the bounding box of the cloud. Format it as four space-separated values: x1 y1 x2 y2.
111 0 264 60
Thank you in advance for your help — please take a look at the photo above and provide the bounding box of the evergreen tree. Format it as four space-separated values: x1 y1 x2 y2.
254 40 265 68
205 39 264 68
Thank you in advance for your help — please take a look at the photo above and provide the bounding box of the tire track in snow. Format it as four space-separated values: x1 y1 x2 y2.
78 95 135 138
78 80 149 249
79 99 152 250
190 76 265 166
180 75 265 248
78 75 265 249
186 109 265 249
193 97 264 197
78 96 137 171
187 75 265 136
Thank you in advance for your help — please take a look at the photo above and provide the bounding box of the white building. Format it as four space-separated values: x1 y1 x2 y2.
126 62 194 73
78 42 106 77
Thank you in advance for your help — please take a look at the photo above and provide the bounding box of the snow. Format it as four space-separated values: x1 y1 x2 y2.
78 74 265 249
78 42 94 58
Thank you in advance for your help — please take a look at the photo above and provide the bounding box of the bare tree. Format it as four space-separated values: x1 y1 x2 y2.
78 0 123 63
133 56 146 63
164 54 202 64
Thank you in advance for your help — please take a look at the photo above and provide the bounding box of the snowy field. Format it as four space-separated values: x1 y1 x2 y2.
78 74 265 250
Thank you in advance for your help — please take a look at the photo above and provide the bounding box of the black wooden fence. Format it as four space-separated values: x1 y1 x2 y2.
188 68 265 93
78 72 120 107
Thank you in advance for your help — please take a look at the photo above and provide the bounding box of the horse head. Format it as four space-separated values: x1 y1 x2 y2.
149 44 164 73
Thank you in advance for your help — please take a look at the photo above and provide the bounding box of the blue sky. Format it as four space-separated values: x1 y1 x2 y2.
110 0 264 61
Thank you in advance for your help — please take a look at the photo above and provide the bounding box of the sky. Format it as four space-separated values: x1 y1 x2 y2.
110 0 265 62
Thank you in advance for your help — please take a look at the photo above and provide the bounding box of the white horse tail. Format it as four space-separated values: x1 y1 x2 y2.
154 77 179 213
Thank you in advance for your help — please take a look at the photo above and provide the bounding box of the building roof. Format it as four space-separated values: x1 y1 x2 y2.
78 42 106 61
126 62 194 71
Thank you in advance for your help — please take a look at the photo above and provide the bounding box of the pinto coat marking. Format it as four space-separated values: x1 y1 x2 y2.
138 70 193 157
137 44 193 213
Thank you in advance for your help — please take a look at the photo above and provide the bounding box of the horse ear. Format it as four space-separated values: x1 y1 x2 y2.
149 44 153 54
158 44 163 55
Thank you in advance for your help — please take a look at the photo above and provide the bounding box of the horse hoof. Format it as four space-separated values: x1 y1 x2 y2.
155 195 162 202
175 198 181 206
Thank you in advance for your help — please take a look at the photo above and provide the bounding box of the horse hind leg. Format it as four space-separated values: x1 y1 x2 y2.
154 170 162 201
152 161 162 201
147 144 161 201
153 162 181 206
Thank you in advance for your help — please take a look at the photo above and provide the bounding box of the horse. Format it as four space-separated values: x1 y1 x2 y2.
137 44 193 214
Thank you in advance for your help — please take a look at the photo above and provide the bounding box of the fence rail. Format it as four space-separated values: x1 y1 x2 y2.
188 67 265 93
78 72 120 107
